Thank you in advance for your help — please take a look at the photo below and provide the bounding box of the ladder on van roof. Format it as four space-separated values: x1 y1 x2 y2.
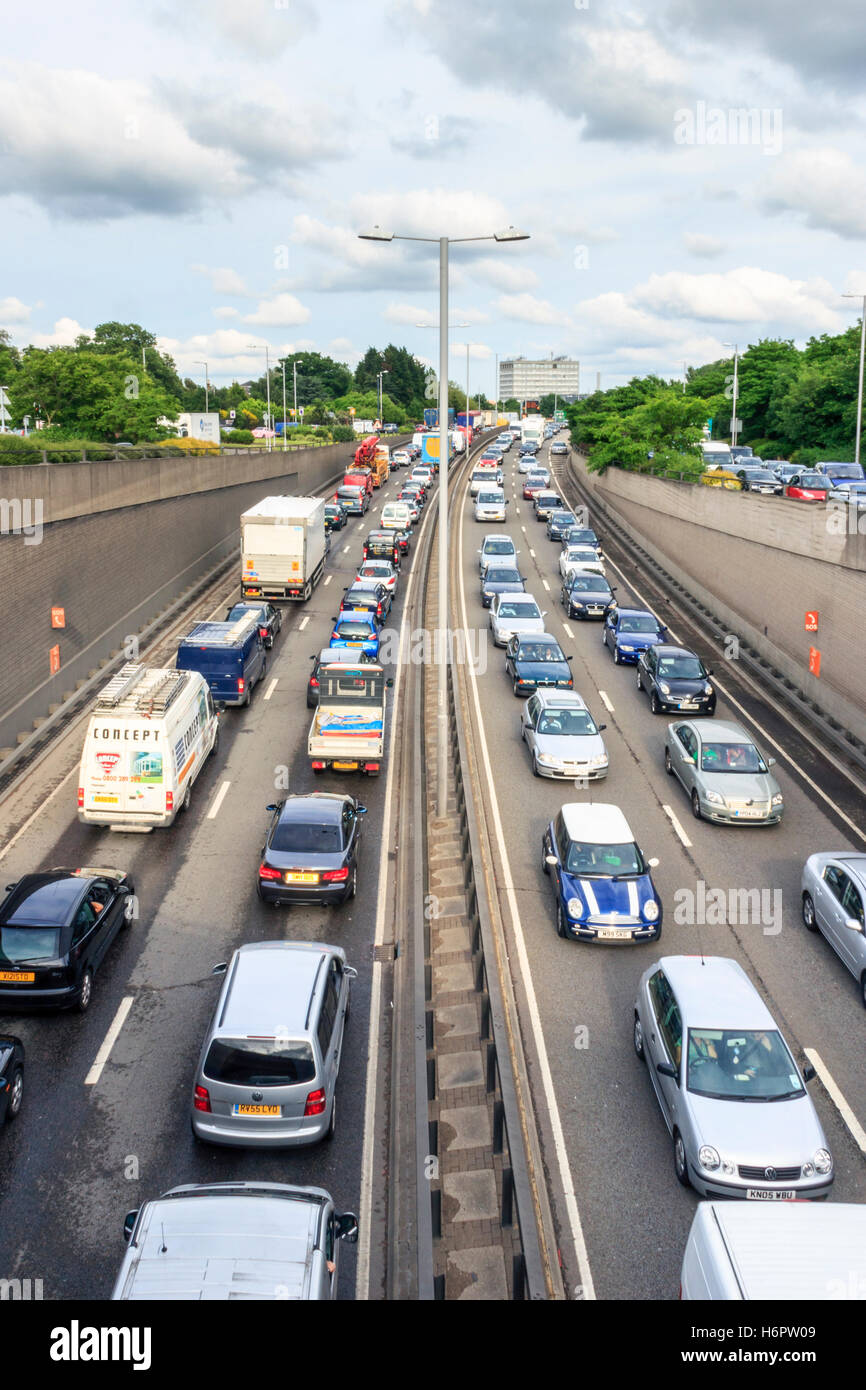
136 669 189 718
95 663 146 708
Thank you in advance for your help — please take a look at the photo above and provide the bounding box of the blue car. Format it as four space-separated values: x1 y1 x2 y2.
329 613 380 660
602 607 666 664
541 803 661 943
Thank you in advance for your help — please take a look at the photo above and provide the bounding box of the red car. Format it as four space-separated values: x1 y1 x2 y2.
785 472 829 501
523 475 548 500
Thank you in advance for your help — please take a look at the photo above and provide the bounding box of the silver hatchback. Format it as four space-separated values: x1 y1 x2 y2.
664 718 784 825
801 853 866 1006
191 941 356 1148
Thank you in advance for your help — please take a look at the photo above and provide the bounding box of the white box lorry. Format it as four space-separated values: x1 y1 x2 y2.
308 662 392 776
241 496 327 602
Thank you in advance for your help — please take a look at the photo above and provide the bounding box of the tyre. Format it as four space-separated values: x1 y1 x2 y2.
77 968 94 1014
555 902 568 938
180 780 192 812
650 691 661 715
691 789 702 820
325 1094 337 1140
532 752 540 778
6 1066 23 1120
121 889 136 928
674 1131 691 1188
348 866 357 900
664 747 673 776
541 840 550 875
512 679 520 697
633 1014 644 1060
613 646 621 664
861 973 866 1011
260 657 268 685
208 723 220 758
802 892 818 933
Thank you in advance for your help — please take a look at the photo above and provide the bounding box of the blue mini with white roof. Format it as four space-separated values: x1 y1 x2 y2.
542 803 662 943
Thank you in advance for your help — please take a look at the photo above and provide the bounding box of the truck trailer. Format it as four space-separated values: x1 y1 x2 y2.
241 496 327 603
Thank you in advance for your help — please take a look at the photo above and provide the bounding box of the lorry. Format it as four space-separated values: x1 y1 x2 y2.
421 432 451 467
423 407 455 430
371 443 391 487
456 411 483 432
353 435 379 468
521 415 545 450
240 496 327 602
308 662 393 776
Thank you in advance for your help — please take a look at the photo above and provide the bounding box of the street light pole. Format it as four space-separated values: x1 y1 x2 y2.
281 362 287 452
843 293 866 468
723 342 739 446
293 360 298 418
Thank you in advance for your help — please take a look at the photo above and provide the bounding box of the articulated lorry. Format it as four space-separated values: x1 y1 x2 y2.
241 496 327 602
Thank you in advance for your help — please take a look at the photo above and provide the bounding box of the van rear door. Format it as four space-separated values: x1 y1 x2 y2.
82 721 169 819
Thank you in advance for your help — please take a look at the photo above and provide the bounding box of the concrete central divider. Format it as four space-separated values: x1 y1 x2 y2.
0 437 408 759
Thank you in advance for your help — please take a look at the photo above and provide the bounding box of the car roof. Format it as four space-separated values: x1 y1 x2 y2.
689 718 750 743
0 872 89 926
652 644 698 658
278 793 347 823
616 608 658 620
836 855 866 886
655 956 775 1029
516 632 560 645
220 942 335 1037
560 803 634 844
536 690 587 709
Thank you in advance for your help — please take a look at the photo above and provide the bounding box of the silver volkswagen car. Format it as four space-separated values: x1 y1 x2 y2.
801 853 866 1006
664 718 784 824
520 690 608 779
634 955 833 1199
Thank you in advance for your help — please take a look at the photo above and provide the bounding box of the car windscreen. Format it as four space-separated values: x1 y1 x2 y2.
497 602 540 619
0 926 63 962
700 742 767 773
568 575 610 594
568 530 598 545
795 474 824 487
336 621 374 638
564 840 645 877
748 471 777 482
656 655 705 679
203 1037 316 1087
550 513 575 524
516 642 564 662
825 464 862 478
537 710 597 737
270 820 343 853
483 539 514 554
566 549 598 563
226 604 263 622
477 492 503 504
485 568 521 585
619 615 660 633
686 1028 803 1101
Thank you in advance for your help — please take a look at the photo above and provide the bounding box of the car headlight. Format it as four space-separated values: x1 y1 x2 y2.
704 683 714 695
698 1146 721 1171
566 897 584 919
537 753 559 766
590 754 608 767
705 790 725 805
619 644 635 652
658 681 671 695
772 793 784 806
813 1148 833 1174
643 900 659 922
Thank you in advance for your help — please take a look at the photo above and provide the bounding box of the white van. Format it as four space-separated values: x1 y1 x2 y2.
381 501 412 531
78 663 219 831
681 1201 866 1300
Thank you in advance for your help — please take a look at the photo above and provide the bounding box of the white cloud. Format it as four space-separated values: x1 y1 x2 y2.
493 293 571 327
683 233 728 258
243 294 312 327
631 267 840 332
383 302 489 327
192 265 252 297
350 187 512 241
470 259 539 292
178 0 319 58
27 317 87 347
450 341 493 361
0 296 31 325
761 147 866 239
158 328 315 381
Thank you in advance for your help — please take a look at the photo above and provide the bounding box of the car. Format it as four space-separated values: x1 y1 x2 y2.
393 529 410 557
496 434 513 449
470 466 502 496
504 633 573 696
769 462 798 484
522 474 549 498
257 793 367 905
479 563 526 608
785 473 829 501
561 525 601 553
518 455 541 475
550 441 568 455
532 491 562 521
357 559 398 595
559 543 605 582
801 854 866 1005
546 510 576 542
633 955 833 1199
329 613 380 660
0 1035 24 1127
340 579 392 623
474 488 508 523
489 592 547 647
520 691 608 780
410 467 434 491
478 534 518 574
397 494 421 523
814 461 865 485
224 600 282 649
541 803 661 942
323 502 348 531
390 449 410 468
334 485 369 515
636 644 716 715
602 608 667 664
828 480 866 510
664 718 783 824
729 446 754 464
308 647 364 707
560 572 617 620
0 868 136 1013
363 530 402 565
383 422 399 433
737 467 783 495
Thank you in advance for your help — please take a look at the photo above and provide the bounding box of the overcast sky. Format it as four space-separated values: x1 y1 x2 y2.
3 0 866 394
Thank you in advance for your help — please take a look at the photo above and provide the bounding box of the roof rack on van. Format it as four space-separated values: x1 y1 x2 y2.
135 669 189 717
95 663 147 708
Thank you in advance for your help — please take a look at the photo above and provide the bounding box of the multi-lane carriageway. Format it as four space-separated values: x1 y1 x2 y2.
0 434 865 1301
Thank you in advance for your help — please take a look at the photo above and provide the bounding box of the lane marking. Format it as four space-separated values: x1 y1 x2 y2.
264 677 278 701
804 1048 866 1156
541 578 550 592
529 548 536 558
207 779 230 819
342 545 350 554
521 525 526 533
85 996 134 1086
298 615 310 631
562 621 575 639
598 690 614 713
324 575 332 586
662 804 693 849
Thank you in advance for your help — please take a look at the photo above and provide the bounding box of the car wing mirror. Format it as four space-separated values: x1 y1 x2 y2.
211 961 227 976
386 677 394 687
265 803 278 812
656 1061 678 1080
767 756 776 767
802 1063 816 1082
544 854 558 867
337 1212 359 1244
845 917 863 932
597 723 607 732
123 1210 140 1243
647 857 660 868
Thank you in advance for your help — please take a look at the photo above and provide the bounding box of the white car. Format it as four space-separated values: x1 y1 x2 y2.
474 487 507 522
470 465 502 496
559 544 606 582
489 592 546 646
478 534 519 574
518 455 541 474
390 449 410 467
520 690 609 780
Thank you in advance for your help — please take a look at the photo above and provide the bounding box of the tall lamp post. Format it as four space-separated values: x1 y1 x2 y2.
376 368 389 427
280 361 287 452
723 342 739 446
249 344 272 452
361 224 530 816
843 293 866 468
194 360 209 413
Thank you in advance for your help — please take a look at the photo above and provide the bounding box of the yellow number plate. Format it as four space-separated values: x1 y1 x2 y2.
232 1104 280 1117
0 971 34 982
93 795 119 804
332 761 359 771
285 871 319 884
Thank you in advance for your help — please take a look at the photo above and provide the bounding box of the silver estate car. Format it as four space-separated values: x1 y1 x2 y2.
520 690 608 780
191 941 356 1148
801 853 866 1006
664 718 784 824
634 955 833 1200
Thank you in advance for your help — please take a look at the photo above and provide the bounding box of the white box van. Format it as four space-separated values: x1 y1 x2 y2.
77 663 219 831
381 501 412 531
681 1200 866 1300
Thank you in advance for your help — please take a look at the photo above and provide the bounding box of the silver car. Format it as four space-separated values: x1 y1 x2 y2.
664 718 784 824
634 955 833 1199
489 592 547 647
520 690 608 779
801 853 866 1005
478 533 518 575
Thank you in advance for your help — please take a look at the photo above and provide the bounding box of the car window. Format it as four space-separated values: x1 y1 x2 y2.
518 642 562 662
842 878 864 926
700 742 765 773
72 901 98 943
537 710 596 736
564 839 644 877
203 1038 316 1086
677 727 695 758
0 925 62 962
686 1028 803 1101
271 820 343 853
657 654 705 679
823 865 846 903
619 616 658 634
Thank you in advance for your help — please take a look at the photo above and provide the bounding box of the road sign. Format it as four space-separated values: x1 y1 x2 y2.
729 417 742 433
805 611 818 632
49 644 60 675
808 647 821 678
0 406 10 423
298 406 304 419
0 387 10 405
51 607 66 629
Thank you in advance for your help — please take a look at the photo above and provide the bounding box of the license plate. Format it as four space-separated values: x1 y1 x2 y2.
734 809 764 819
677 701 698 709
0 970 35 982
588 607 602 615
93 795 119 803
597 927 633 940
285 871 319 884
333 761 359 771
746 1189 796 1200
232 1104 280 1117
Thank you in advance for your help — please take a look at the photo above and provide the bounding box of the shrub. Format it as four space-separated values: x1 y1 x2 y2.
331 424 355 443
0 434 41 465
224 429 255 445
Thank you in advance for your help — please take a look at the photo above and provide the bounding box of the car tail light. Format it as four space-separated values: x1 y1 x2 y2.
259 627 268 639
310 676 319 688
166 791 174 813
259 863 282 881
237 678 245 693
322 867 349 883
377 604 383 618
194 1085 211 1113
311 760 326 770
77 786 84 808
364 762 380 773
304 1088 326 1117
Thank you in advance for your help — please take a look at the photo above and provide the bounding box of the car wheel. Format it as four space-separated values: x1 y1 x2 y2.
181 780 192 812
349 866 357 900
532 752 541 778
674 1131 691 1188
325 1094 337 1141
633 1014 644 1061
512 679 520 697
243 685 252 708
208 723 220 758
802 893 818 932
555 902 567 938
650 691 661 715
861 973 866 1010
613 646 621 664
122 890 136 928
260 657 268 685
691 789 702 820
6 1066 23 1119
77 968 94 1014
664 747 673 776
541 839 550 875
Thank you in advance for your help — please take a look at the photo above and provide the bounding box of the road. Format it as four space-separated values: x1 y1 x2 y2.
453 437 866 1300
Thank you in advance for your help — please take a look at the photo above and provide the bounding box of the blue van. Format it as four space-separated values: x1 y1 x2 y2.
176 616 267 707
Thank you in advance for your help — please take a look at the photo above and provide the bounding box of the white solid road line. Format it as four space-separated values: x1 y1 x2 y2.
662 804 693 849
298 614 310 631
521 525 526 533
529 548 536 558
85 996 134 1086
804 1048 866 1156
207 779 230 820
342 545 350 554
562 622 575 640
264 677 278 701
323 574 332 586
456 474 596 1301
541 578 550 591
598 690 614 713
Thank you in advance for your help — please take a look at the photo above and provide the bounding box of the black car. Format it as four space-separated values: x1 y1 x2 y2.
636 644 716 716
0 869 136 1013
547 510 577 542
257 793 367 905
560 572 617 620
0 1035 24 1127
562 526 601 554
363 530 402 565
480 565 526 608
736 467 783 496
324 502 348 531
504 634 574 697
341 579 392 623
308 647 368 707
224 600 283 649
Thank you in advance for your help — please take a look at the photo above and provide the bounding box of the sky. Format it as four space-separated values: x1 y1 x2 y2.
3 0 866 395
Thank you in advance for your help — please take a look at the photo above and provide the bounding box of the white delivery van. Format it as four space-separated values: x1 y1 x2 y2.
681 1201 866 1300
78 664 219 831
700 441 735 470
381 501 412 531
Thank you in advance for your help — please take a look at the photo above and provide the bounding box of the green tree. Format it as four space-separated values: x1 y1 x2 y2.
10 346 177 440
77 321 185 400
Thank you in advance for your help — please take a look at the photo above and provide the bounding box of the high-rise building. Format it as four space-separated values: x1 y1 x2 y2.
498 356 580 405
